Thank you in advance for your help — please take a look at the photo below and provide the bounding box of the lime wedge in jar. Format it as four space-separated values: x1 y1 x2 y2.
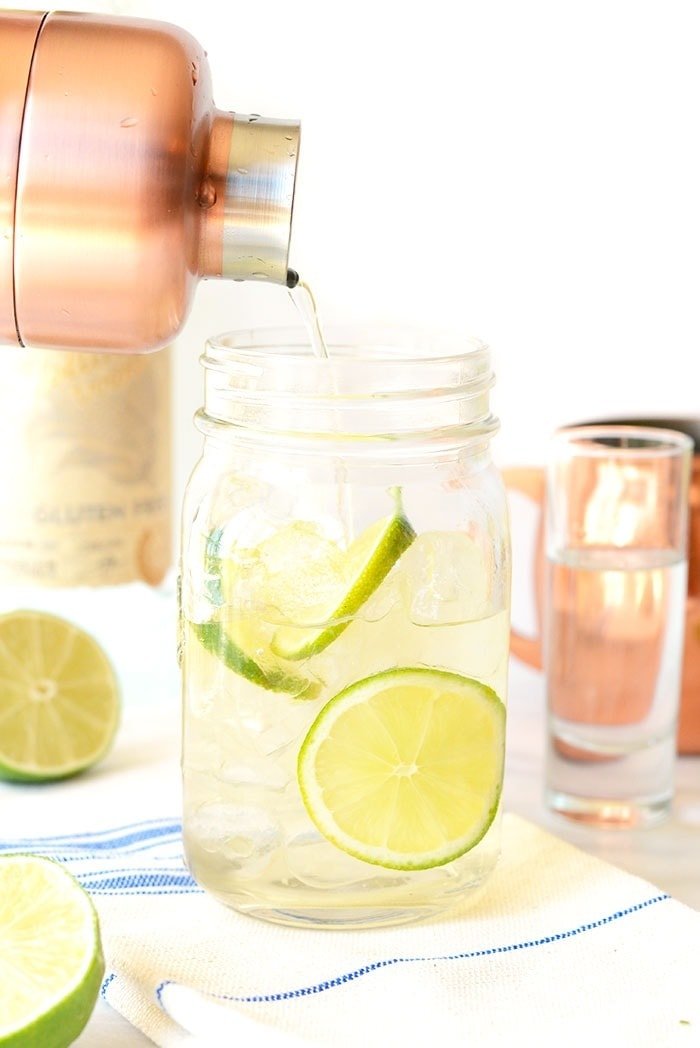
268 513 415 661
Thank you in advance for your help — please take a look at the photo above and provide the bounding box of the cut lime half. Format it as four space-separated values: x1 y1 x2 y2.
0 611 120 782
298 668 505 870
0 855 104 1048
271 513 416 661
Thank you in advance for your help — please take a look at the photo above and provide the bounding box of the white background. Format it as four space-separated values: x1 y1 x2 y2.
154 0 700 496
9 0 700 496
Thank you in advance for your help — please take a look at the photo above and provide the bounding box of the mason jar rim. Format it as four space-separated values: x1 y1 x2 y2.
205 324 489 366
198 324 499 457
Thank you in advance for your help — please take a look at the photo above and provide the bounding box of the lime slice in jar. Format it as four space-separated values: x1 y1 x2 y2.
0 611 119 782
196 527 319 697
0 854 104 1047
190 620 318 699
269 513 416 661
297 668 505 870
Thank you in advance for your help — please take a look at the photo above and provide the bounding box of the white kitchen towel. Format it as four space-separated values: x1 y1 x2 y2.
3 808 699 1047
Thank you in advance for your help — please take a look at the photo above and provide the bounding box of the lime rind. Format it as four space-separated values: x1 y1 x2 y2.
198 507 416 682
191 620 318 699
0 610 120 783
0 855 104 1048
203 526 226 607
270 514 416 661
297 667 506 871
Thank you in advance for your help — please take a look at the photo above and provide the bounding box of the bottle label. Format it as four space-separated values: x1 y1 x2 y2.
0 348 171 587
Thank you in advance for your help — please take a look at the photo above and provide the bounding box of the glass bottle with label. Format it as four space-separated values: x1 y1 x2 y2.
0 348 171 590
0 346 174 677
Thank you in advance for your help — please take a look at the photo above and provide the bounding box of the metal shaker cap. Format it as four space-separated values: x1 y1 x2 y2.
0 12 44 346
221 114 300 284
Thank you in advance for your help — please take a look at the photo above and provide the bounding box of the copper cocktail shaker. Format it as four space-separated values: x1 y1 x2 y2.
1 11 300 352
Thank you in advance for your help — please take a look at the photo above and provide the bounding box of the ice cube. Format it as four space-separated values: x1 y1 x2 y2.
186 802 281 877
256 521 346 626
217 757 290 792
234 681 317 760
405 531 492 625
186 685 218 720
360 568 402 623
284 831 395 891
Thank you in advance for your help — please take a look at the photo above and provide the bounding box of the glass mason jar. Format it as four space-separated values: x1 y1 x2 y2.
180 328 510 928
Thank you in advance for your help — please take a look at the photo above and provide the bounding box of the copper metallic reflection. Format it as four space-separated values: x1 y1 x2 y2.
507 430 700 753
2 10 299 351
13 12 208 350
0 12 44 346
545 434 691 779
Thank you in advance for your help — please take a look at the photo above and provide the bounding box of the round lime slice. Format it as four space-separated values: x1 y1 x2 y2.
270 514 416 661
0 855 104 1047
0 611 120 782
297 667 505 870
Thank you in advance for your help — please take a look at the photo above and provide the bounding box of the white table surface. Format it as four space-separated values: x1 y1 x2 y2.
70 658 699 1045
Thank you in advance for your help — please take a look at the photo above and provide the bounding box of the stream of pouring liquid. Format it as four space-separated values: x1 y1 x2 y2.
287 280 329 359
288 279 353 542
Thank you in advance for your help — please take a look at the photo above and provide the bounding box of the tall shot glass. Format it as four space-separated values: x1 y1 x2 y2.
544 426 692 827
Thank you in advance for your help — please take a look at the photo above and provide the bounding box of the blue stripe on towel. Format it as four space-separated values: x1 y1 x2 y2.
0 817 178 845
101 972 117 1000
1 818 195 895
39 840 185 862
0 820 182 855
154 894 670 1006
78 864 189 879
0 822 182 853
83 872 198 893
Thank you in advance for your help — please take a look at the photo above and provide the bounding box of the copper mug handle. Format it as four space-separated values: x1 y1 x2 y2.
502 467 546 670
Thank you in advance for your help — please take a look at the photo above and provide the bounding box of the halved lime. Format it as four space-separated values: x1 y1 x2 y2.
0 855 104 1047
0 611 120 782
270 514 416 661
298 668 505 870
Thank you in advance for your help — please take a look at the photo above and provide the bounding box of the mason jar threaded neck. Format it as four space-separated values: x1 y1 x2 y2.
197 326 499 456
